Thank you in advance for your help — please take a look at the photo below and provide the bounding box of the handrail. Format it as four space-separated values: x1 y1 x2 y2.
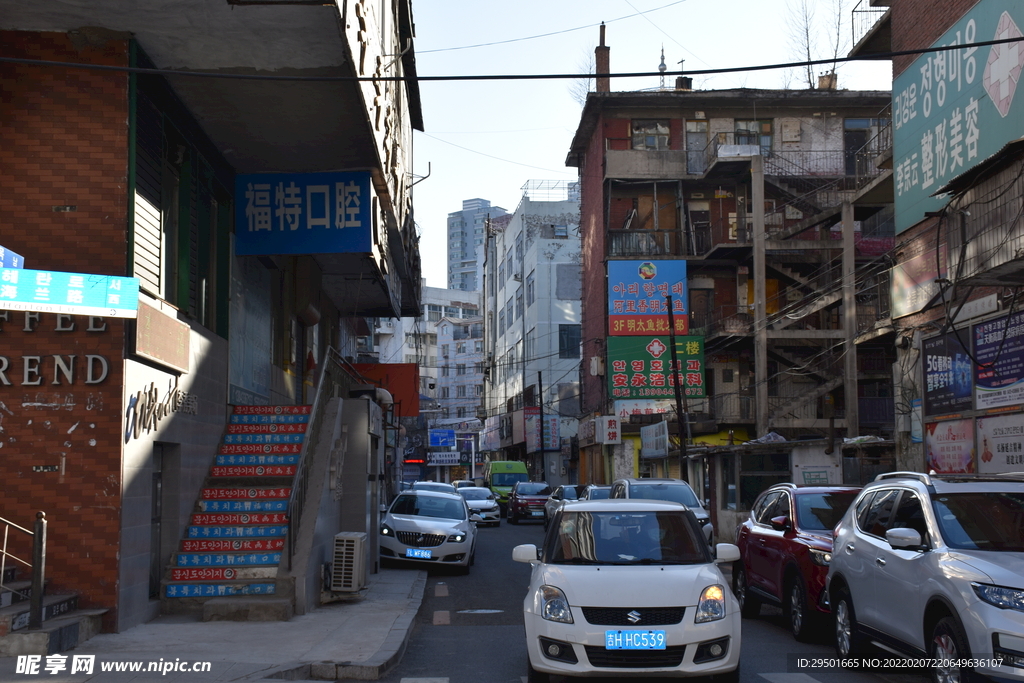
1 511 46 629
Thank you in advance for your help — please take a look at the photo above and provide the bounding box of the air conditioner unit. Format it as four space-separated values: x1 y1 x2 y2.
331 532 367 592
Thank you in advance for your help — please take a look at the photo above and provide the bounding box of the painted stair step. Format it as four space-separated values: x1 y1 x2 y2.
201 487 291 500
0 593 78 632
181 539 285 552
170 566 277 581
229 414 310 424
0 579 45 608
216 448 301 459
210 465 296 478
197 500 287 512
186 525 287 539
223 433 305 444
226 423 307 435
175 552 282 567
232 405 310 415
191 513 288 526
165 583 275 598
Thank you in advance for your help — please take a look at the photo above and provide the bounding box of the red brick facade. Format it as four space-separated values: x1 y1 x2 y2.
891 0 981 77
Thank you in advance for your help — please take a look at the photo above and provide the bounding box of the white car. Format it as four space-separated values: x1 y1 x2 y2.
459 486 501 526
379 490 480 573
828 472 1024 683
513 499 741 682
543 484 579 530
611 478 714 545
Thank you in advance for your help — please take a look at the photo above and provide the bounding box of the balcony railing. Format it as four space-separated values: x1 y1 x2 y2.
608 230 679 257
858 396 895 425
710 393 755 422
852 0 889 51
691 304 754 337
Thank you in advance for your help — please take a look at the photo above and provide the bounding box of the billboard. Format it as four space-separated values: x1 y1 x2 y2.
235 171 372 256
607 260 688 335
892 0 1024 233
976 413 1024 474
923 330 974 417
607 336 705 400
974 310 1024 410
925 418 976 474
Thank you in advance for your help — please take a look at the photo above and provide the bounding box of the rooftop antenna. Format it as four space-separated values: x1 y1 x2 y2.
659 45 667 89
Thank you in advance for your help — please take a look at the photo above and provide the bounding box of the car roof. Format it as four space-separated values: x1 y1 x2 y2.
395 489 464 502
458 486 492 493
615 478 689 485
562 498 688 512
866 471 1024 494
766 483 861 494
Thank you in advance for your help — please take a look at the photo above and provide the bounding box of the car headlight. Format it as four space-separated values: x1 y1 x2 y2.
972 583 1024 612
536 585 573 624
695 584 727 623
448 532 467 543
809 549 832 566
380 522 394 537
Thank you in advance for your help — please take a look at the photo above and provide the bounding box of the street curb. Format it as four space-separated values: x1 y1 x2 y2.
266 571 428 681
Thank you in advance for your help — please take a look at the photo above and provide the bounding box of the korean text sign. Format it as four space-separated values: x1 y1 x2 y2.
607 336 705 400
0 268 140 318
235 171 372 256
607 260 688 335
974 310 1024 410
892 0 1024 233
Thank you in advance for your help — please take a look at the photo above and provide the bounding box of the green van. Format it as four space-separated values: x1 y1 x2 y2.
484 460 529 514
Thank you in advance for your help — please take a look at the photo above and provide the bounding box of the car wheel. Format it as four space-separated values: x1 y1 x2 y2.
733 564 761 618
931 616 973 683
833 587 865 659
526 659 549 683
786 577 811 642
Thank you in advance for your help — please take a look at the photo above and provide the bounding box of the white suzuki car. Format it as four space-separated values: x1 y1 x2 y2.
513 499 741 682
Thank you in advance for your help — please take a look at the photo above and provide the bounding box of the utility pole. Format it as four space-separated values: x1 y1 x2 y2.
666 295 690 480
538 370 545 479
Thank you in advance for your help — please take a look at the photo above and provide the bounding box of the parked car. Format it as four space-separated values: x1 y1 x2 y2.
379 490 480 573
827 472 1024 683
411 481 457 494
514 498 741 682
452 479 478 489
733 483 860 640
543 484 579 530
508 481 551 524
610 478 713 544
580 484 612 500
459 486 501 526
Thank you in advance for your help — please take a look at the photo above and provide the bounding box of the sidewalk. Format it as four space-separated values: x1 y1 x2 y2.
0 569 428 682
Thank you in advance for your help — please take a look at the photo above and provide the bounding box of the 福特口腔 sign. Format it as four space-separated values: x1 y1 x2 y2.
235 171 373 256
0 268 139 318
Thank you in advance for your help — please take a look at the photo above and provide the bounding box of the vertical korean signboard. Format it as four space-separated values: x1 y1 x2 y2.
892 0 1024 233
235 171 372 255
607 260 688 335
607 336 705 400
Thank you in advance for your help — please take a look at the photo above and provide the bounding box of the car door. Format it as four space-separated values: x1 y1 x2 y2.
870 490 931 648
843 487 900 629
758 490 792 599
747 491 782 593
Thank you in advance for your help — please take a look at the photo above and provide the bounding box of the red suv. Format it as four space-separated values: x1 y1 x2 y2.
507 481 550 524
733 483 860 641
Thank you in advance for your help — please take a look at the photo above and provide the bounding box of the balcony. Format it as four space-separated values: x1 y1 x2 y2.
691 304 754 338
607 230 680 257
604 138 690 180
850 0 891 58
710 393 755 423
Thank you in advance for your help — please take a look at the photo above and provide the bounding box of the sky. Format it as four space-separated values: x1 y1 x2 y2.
410 0 894 289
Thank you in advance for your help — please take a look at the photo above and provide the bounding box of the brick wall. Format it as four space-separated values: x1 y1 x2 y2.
580 114 609 416
891 0 981 77
1 31 131 630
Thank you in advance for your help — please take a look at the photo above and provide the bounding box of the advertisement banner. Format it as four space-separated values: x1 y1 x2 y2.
607 336 705 400
892 0 1024 233
890 244 947 319
925 418 976 474
640 421 669 458
976 413 1024 474
525 408 560 453
923 331 974 417
481 416 500 451
235 171 372 255
974 310 1024 410
607 260 688 335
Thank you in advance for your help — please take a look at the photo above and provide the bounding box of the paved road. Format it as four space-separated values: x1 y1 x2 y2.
377 516 932 683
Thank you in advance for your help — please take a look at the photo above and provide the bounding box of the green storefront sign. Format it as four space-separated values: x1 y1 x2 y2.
892 0 1024 233
607 336 705 400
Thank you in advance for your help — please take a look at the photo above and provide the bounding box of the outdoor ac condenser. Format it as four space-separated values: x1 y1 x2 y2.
331 532 367 592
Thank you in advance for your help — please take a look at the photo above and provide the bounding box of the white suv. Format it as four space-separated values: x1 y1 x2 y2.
827 472 1024 683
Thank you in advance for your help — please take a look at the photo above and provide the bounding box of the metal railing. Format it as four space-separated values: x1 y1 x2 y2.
851 0 889 51
690 304 755 337
1 512 46 629
286 348 350 569
710 393 755 421
607 230 678 257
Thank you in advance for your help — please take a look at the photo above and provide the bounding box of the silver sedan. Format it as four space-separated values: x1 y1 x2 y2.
459 486 501 526
379 490 480 572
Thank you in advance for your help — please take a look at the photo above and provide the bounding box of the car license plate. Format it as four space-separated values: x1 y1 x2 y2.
531 510 544 516
406 548 431 559
604 630 667 650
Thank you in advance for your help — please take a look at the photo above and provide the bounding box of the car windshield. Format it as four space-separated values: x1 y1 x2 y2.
390 494 466 520
562 486 579 500
795 491 859 531
585 487 611 500
629 483 699 507
546 511 707 565
491 472 528 487
460 489 492 501
413 483 453 492
517 483 551 495
931 492 1024 551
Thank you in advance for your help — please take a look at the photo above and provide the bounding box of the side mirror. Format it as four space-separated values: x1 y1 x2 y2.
886 527 924 550
702 523 714 545
512 543 540 564
769 515 790 532
378 504 388 514
470 514 483 523
715 543 740 564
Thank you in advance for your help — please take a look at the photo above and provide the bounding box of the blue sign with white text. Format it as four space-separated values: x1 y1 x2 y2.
0 245 24 269
235 171 373 256
0 268 140 318
429 429 456 448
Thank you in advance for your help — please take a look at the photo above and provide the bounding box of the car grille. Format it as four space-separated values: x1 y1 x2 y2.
582 607 685 626
395 531 446 547
584 644 686 668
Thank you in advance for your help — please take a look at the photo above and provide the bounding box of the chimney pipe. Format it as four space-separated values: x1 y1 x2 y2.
595 23 610 93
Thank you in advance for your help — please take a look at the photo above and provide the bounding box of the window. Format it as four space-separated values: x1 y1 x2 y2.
558 324 581 359
440 387 450 398
474 340 483 353
441 344 449 358
515 286 523 320
632 120 670 150
457 385 467 398
441 365 450 377
498 310 505 335
525 327 536 364
445 306 460 318
506 298 514 327
515 233 523 262
554 224 568 238
476 385 483 396
456 342 467 354
457 407 467 419
456 364 467 376
426 304 442 322
526 271 535 306
475 362 485 374
735 119 772 156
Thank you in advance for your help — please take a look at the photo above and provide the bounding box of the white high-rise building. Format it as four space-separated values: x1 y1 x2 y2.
447 198 508 291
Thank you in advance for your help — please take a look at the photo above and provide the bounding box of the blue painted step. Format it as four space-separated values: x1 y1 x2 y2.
186 525 287 538
165 583 275 598
197 500 288 512
176 552 283 567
